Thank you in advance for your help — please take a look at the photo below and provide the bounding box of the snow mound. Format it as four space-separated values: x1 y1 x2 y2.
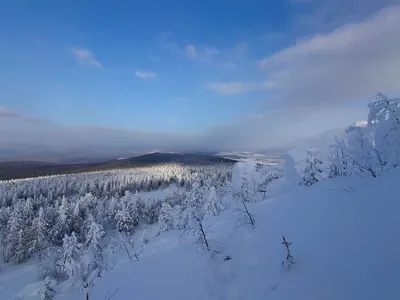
91 170 400 300
267 154 302 197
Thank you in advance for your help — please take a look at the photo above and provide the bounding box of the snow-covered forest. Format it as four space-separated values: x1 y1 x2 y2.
2 93 400 300
0 160 281 299
86 93 400 300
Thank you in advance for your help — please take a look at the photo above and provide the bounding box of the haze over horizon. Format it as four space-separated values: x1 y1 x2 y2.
1 0 400 161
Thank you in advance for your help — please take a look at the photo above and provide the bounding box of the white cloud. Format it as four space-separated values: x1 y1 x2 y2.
0 116 203 161
184 44 219 61
135 71 158 79
257 5 400 107
71 47 103 68
207 81 259 95
0 103 368 160
160 33 220 62
209 6 400 108
289 0 399 33
207 79 277 95
185 44 197 60
202 104 367 151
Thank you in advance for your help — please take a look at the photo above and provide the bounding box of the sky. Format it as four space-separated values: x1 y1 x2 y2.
1 0 400 160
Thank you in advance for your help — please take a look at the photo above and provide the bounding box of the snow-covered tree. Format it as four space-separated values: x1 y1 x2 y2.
190 213 219 255
143 198 162 224
345 124 379 177
95 200 106 224
71 199 85 238
368 93 400 169
106 195 120 222
85 214 105 268
60 232 82 278
329 137 350 178
23 197 34 226
115 204 135 234
0 207 10 234
233 174 256 203
12 228 30 263
204 186 223 216
4 206 24 262
157 202 175 234
51 197 71 245
30 207 49 260
301 148 323 186
126 192 141 227
41 277 56 300
180 184 206 229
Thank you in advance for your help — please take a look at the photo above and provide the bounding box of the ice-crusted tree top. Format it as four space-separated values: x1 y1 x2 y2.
368 93 400 125
301 148 323 186
346 121 368 133
115 204 135 234
85 214 105 256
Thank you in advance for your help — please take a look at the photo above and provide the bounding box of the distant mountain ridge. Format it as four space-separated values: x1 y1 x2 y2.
0 152 236 181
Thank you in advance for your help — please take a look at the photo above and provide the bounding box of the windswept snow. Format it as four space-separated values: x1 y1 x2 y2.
346 120 368 132
2 94 400 300
2 150 400 300
90 171 400 300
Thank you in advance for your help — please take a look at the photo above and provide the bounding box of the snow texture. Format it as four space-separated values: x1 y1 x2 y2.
90 170 400 300
2 93 400 300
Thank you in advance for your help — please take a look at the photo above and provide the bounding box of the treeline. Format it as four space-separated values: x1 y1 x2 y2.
0 154 283 300
0 164 232 205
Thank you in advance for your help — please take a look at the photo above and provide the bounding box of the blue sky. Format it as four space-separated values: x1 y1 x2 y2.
1 0 292 131
1 0 399 159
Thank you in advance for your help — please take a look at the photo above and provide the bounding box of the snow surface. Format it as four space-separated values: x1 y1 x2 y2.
88 170 400 300
2 140 400 299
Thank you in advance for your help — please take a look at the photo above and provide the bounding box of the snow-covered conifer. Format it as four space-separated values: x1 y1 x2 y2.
157 202 174 234
60 232 82 278
181 184 205 229
106 195 120 223
301 148 324 186
50 197 71 245
345 124 379 177
205 186 223 216
368 93 400 170
42 277 56 300
127 193 141 227
23 197 35 226
85 214 105 268
12 228 30 263
4 206 24 262
30 207 49 260
115 204 135 234
143 198 162 224
329 137 350 178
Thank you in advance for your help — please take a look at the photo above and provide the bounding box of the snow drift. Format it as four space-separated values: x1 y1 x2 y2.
91 170 400 300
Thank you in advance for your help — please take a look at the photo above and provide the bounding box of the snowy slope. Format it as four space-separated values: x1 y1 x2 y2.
89 170 400 300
